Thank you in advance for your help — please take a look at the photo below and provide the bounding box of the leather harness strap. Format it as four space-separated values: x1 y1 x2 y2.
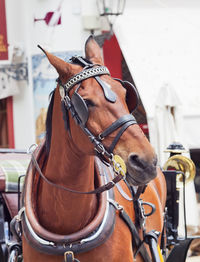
108 187 152 262
109 119 136 153
119 208 152 262
97 114 137 153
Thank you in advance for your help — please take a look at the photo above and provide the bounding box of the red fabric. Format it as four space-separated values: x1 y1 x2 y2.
0 0 8 60
103 34 122 79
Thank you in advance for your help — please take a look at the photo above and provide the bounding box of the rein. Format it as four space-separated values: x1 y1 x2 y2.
31 152 124 195
31 150 146 197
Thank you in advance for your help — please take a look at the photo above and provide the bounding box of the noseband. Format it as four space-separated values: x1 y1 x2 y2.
58 56 138 166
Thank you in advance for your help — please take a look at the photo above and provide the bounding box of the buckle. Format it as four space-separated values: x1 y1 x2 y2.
64 251 74 262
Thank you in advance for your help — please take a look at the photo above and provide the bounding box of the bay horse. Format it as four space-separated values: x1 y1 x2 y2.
19 36 166 262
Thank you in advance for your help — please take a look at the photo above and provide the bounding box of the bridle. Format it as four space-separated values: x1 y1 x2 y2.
58 56 138 164
31 55 141 195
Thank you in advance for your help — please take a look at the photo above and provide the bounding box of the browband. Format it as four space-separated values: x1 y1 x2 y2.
59 66 110 92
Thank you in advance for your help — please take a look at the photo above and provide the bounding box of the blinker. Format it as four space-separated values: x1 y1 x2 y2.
71 92 89 125
124 81 139 113
114 78 139 113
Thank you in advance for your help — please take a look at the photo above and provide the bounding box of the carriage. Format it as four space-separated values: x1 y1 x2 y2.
0 36 199 262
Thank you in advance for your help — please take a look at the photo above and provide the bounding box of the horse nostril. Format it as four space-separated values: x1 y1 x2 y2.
129 154 145 169
153 157 158 166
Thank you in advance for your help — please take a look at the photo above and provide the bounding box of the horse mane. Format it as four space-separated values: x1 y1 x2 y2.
45 89 56 154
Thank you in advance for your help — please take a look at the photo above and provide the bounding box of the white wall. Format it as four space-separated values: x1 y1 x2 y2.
5 0 35 149
3 0 100 149
114 0 200 231
114 0 200 153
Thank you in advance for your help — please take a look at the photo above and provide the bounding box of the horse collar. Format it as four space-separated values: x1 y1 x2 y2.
19 154 116 256
14 147 151 261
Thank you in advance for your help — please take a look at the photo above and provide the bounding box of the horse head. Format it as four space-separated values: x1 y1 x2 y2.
39 36 157 186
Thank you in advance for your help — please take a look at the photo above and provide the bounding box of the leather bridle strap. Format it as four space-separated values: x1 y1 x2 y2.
59 57 138 163
80 114 137 161
109 121 134 153
98 114 136 140
119 209 152 262
108 196 151 262
104 115 137 153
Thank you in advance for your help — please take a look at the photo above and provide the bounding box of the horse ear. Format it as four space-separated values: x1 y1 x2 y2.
85 35 104 65
37 45 72 81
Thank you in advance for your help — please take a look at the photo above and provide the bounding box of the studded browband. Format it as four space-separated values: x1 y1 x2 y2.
62 65 110 91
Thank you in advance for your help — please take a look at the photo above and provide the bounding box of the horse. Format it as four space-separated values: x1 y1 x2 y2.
19 36 166 262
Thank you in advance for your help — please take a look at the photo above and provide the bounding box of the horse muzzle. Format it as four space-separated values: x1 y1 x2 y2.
126 154 157 186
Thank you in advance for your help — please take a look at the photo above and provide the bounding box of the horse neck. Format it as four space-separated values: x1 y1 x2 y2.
38 89 97 234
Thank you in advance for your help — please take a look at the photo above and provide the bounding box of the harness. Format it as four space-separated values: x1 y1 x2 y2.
12 153 154 262
9 56 159 262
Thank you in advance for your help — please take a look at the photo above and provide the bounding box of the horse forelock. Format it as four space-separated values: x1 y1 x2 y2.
45 89 56 154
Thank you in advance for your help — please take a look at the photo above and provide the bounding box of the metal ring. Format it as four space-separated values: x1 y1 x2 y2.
27 144 38 154
141 202 156 217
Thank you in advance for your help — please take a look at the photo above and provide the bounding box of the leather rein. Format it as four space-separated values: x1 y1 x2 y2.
31 152 124 195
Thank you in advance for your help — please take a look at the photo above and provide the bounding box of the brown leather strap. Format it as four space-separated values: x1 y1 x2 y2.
133 185 147 200
31 154 124 195
119 209 152 262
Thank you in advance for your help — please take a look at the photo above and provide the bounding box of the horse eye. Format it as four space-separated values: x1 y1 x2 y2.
84 99 95 107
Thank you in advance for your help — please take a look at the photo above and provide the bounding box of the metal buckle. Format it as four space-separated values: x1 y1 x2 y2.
98 133 104 141
108 198 124 211
94 142 106 155
138 199 147 229
63 96 71 109
64 251 74 262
